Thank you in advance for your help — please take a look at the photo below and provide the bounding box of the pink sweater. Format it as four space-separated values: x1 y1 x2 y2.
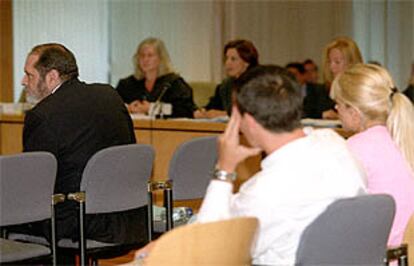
347 125 414 246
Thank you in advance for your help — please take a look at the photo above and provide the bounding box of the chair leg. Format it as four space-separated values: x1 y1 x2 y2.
164 187 173 231
1 228 8 238
385 244 408 266
147 191 153 241
51 203 57 266
79 201 87 266
398 254 408 266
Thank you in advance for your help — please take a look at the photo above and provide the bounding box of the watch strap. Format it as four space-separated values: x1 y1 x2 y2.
213 169 237 182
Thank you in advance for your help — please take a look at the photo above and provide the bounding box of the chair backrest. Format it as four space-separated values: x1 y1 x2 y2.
168 136 217 200
80 144 154 214
0 152 57 226
403 213 414 266
295 194 396 266
144 217 258 265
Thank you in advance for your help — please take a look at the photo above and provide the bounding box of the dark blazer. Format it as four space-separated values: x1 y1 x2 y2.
116 73 196 118
404 84 414 103
303 83 336 119
22 78 146 244
204 77 234 115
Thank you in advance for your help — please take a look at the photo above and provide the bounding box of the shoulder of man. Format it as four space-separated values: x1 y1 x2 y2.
57 79 122 104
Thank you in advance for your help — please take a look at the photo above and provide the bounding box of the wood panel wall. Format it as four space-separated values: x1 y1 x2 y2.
0 0 14 102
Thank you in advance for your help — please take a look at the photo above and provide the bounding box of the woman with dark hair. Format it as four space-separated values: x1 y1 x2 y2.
194 39 259 118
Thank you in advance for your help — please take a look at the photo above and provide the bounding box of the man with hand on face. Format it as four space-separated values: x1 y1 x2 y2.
13 43 147 246
197 65 366 265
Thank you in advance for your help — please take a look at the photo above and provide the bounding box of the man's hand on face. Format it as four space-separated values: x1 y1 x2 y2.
217 106 262 173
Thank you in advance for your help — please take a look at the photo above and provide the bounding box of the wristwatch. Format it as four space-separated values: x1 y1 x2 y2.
213 168 237 182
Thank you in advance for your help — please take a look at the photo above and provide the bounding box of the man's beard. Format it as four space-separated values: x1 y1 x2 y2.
26 78 50 105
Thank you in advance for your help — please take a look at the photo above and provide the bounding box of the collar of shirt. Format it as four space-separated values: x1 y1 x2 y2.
51 82 62 94
261 127 311 170
302 84 307 97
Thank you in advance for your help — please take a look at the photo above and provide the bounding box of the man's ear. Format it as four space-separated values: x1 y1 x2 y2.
45 69 61 91
243 112 258 129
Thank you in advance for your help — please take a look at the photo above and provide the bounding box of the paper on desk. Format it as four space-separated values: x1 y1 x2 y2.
130 113 152 120
301 118 342 128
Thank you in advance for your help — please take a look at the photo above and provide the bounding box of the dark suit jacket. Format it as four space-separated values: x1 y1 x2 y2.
204 77 234 115
22 78 146 244
404 84 414 103
303 83 336 118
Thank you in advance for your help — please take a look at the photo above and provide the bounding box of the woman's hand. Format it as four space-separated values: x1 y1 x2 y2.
322 109 339 120
193 108 207 119
128 100 151 114
205 109 227 118
193 109 228 119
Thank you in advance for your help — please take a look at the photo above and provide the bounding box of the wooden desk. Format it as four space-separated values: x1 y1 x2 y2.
0 114 261 184
0 114 353 187
0 114 24 155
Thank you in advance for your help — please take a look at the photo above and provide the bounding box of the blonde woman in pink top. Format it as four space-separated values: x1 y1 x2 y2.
331 64 414 246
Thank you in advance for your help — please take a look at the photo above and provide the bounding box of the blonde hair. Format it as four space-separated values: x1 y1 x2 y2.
331 64 414 173
133 37 175 79
322 36 363 83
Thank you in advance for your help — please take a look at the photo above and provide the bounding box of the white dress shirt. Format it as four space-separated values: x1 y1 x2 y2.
197 127 366 266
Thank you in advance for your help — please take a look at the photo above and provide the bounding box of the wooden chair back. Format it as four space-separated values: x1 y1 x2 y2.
403 214 414 266
144 217 258 266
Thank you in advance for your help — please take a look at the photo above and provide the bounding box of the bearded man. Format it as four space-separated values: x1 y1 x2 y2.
12 43 147 246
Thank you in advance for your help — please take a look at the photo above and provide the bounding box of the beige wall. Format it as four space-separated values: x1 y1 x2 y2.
109 1 355 86
0 0 13 102
9 0 414 100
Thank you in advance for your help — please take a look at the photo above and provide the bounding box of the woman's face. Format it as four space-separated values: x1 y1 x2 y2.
138 44 161 75
329 48 348 78
335 100 361 132
225 48 249 78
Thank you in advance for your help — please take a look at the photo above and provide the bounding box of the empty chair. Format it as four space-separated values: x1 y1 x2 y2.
169 135 217 201
0 152 58 265
58 144 155 266
142 217 258 266
295 194 396 266
150 136 217 232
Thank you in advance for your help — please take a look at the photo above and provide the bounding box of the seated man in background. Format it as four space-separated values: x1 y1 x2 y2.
10 43 147 247
286 62 332 118
197 65 366 265
303 58 320 84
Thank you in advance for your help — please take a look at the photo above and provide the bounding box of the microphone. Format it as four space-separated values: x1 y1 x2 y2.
149 83 171 118
155 83 170 104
